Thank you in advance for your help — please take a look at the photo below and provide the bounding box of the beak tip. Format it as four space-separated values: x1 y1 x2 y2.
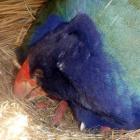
14 82 25 99
14 79 37 100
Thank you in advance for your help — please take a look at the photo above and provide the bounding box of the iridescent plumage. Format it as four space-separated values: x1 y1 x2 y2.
16 0 140 130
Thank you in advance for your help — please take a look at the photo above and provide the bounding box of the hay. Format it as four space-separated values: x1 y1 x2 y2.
0 0 44 94
0 0 140 139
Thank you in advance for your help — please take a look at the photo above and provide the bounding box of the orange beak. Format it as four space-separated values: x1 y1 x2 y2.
14 58 41 100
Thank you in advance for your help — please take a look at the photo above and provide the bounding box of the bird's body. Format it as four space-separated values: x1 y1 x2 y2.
14 0 140 130
23 14 139 130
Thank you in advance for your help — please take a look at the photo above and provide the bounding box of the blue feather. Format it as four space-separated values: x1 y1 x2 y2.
29 15 64 46
28 14 140 130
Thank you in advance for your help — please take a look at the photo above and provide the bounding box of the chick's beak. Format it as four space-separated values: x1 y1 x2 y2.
14 58 37 99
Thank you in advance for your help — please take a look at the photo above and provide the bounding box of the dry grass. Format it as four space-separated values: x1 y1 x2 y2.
0 0 140 139
0 0 44 95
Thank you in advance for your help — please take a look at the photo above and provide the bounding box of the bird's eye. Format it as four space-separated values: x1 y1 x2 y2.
32 69 43 80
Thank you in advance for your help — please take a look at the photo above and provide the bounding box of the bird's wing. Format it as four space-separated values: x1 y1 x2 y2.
55 14 135 126
55 14 108 110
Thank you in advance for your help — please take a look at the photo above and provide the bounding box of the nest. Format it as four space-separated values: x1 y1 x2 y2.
0 0 140 139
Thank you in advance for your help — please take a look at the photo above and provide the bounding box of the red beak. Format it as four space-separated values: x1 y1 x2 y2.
14 58 38 99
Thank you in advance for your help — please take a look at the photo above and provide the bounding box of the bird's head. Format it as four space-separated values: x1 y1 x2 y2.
14 58 45 100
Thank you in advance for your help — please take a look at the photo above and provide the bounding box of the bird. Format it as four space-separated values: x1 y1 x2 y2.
14 0 140 130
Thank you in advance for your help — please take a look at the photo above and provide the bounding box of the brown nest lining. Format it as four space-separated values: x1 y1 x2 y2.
0 0 140 139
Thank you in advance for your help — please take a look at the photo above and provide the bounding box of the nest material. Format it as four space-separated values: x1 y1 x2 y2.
0 0 44 95
0 0 140 139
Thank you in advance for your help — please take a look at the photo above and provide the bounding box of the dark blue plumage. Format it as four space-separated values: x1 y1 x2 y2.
27 14 140 130
29 15 63 46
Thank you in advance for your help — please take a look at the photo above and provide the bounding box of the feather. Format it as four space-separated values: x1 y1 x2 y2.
16 0 140 130
26 13 140 129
